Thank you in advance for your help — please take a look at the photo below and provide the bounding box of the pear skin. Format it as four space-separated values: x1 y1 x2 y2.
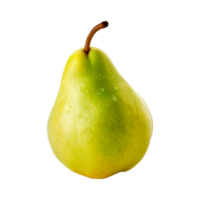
47 46 153 179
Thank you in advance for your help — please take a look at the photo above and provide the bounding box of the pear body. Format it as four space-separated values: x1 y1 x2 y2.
47 47 153 179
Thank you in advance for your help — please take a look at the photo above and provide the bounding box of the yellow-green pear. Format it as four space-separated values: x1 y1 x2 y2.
47 21 153 179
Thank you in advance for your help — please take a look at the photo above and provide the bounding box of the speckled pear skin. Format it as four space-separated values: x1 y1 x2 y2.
47 47 153 179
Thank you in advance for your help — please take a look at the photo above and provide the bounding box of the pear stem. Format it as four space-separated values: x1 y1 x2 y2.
84 21 109 54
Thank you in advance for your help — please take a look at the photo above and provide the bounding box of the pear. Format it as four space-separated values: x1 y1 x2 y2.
47 21 153 179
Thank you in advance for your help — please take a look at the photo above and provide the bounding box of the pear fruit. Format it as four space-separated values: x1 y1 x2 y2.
47 21 153 179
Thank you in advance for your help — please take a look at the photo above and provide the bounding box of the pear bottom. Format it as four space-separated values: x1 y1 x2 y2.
48 96 152 179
